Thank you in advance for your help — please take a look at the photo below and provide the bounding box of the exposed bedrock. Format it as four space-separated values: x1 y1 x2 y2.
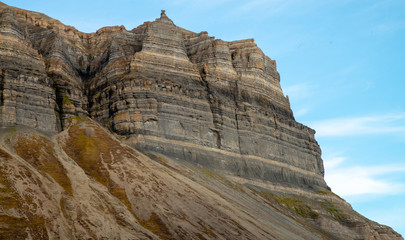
0 8 57 131
0 6 326 190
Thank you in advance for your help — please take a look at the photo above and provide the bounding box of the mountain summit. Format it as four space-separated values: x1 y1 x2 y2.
0 2 402 239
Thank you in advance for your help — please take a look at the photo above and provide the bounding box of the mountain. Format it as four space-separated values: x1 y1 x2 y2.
0 2 402 239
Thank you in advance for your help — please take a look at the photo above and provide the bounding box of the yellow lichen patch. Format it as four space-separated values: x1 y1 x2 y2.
138 212 172 240
322 202 348 223
63 95 73 106
12 134 73 195
0 149 49 240
256 190 319 219
0 215 48 240
0 215 29 240
63 123 178 238
0 150 20 210
67 115 88 125
156 155 169 165
62 122 132 208
0 192 48 239
279 197 319 219
317 189 345 201
7 126 16 132
201 167 217 179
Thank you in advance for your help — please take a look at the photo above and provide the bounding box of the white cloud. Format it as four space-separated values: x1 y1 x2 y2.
223 0 319 20
226 0 286 18
171 0 233 10
310 113 405 137
293 108 309 117
371 21 405 34
283 83 317 118
283 82 316 100
323 157 346 169
324 156 405 197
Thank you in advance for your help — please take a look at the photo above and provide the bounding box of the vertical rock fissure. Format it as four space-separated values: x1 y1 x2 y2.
233 74 243 156
52 80 65 130
199 67 223 149
79 66 95 114
233 74 250 176
0 69 4 107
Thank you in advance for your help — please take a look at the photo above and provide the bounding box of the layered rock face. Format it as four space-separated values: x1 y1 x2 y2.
0 3 403 239
0 5 326 191
0 8 56 131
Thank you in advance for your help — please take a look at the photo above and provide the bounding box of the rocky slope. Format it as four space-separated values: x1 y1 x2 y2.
1 120 402 240
0 2 402 239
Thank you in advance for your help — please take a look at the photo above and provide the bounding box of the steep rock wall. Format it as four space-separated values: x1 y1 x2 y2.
0 5 326 191
0 8 56 131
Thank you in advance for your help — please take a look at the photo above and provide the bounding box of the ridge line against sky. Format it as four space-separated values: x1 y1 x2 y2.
1 0 405 236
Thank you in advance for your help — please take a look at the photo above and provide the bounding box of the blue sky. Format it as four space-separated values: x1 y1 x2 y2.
3 0 405 236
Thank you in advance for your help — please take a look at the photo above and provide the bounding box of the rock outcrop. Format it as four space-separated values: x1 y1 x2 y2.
0 5 325 191
0 3 402 239
0 7 57 131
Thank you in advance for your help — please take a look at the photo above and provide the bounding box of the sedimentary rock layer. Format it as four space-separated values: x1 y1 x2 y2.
0 5 325 190
0 8 56 131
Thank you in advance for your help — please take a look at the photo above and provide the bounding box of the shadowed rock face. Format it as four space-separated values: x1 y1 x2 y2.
0 3 403 240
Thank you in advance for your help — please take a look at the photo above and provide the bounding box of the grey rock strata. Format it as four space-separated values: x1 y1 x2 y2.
0 6 326 191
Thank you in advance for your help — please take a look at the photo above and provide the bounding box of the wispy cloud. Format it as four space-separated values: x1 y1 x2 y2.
310 113 405 137
226 0 287 18
293 108 309 117
224 0 327 19
222 0 322 21
283 82 317 100
324 157 405 196
371 21 405 35
283 83 317 117
170 0 233 10
323 157 346 169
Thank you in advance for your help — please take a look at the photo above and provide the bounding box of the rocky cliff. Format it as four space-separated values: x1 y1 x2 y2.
0 4 325 191
0 2 402 240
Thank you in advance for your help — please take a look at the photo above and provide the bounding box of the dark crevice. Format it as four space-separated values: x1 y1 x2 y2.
0 69 4 106
78 67 94 114
199 66 223 149
85 48 112 116
51 76 66 131
233 74 243 156
233 75 250 177
273 114 278 130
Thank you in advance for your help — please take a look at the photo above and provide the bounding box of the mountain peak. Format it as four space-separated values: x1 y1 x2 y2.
156 9 174 24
